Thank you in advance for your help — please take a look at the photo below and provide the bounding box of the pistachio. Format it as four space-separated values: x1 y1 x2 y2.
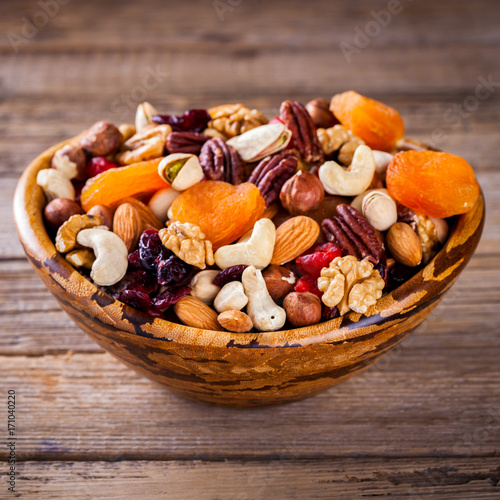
158 153 204 191
135 102 159 132
361 189 398 231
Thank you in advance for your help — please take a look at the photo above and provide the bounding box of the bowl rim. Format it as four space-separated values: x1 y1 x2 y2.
13 135 485 349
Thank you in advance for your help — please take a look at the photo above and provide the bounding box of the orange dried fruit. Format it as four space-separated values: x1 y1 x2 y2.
386 151 480 218
170 180 265 249
81 158 168 211
330 90 404 152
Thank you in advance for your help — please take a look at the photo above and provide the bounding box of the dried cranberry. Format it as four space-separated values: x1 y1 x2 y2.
151 286 191 311
294 276 323 298
322 305 340 321
296 242 342 279
388 264 415 292
138 230 169 272
108 270 158 298
85 156 119 179
119 289 151 311
157 255 191 286
147 308 164 319
128 250 142 269
72 180 86 205
152 109 211 133
212 265 247 287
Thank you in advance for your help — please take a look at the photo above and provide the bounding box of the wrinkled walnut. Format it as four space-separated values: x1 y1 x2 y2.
248 150 298 206
116 124 170 165
280 100 324 164
159 222 214 269
208 103 268 137
55 214 102 253
166 131 210 155
317 255 384 315
416 214 439 264
317 125 351 155
199 137 245 184
321 204 386 266
338 138 365 166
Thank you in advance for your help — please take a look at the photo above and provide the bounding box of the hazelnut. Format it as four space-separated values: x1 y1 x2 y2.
262 265 296 302
387 222 423 267
43 198 84 232
305 98 337 129
87 204 114 229
80 121 122 156
51 144 86 181
283 292 322 328
280 171 325 215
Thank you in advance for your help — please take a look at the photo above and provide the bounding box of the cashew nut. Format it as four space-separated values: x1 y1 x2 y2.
214 218 276 270
242 266 286 331
189 270 221 304
36 168 75 201
319 145 376 196
76 228 128 286
148 187 181 222
214 281 248 313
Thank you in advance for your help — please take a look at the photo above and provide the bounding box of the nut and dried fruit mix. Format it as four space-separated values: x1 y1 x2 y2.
38 92 480 332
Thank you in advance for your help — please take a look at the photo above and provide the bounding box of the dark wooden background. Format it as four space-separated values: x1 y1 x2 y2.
1 0 499 498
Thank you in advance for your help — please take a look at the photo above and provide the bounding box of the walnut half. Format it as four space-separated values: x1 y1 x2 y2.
317 255 385 315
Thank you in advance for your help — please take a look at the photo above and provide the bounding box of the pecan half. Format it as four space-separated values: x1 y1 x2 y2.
321 204 386 266
199 137 245 185
280 100 324 164
248 150 297 206
166 131 210 155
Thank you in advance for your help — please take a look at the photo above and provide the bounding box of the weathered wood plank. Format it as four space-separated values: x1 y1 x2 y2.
1 338 499 460
13 458 500 499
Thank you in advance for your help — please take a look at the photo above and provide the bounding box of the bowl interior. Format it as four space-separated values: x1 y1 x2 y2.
13 136 486 349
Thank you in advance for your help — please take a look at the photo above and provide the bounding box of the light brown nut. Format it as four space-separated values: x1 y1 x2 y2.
135 102 158 132
174 296 221 331
55 214 102 253
208 103 268 137
305 98 337 129
87 205 114 230
36 168 75 201
280 170 324 215
338 138 365 166
189 270 221 305
387 222 423 267
214 281 248 313
116 124 170 165
113 203 143 252
44 198 84 232
159 222 214 269
51 144 86 181
80 121 122 156
317 125 350 155
262 265 296 302
283 292 322 328
218 310 253 333
318 255 384 315
118 123 136 142
271 216 320 265
65 249 95 269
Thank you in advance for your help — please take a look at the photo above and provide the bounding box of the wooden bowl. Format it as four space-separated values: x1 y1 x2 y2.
13 137 485 408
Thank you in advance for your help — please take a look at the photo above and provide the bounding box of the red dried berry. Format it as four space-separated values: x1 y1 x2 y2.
294 276 323 298
152 109 211 133
119 289 151 311
295 242 342 279
322 305 340 321
85 156 119 179
212 265 247 287
108 270 158 298
151 286 191 311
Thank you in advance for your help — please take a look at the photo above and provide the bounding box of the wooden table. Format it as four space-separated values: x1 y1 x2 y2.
1 0 499 497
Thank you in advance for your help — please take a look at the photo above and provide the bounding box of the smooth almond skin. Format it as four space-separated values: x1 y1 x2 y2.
218 310 253 333
174 296 222 331
271 216 320 265
387 222 423 267
117 197 164 231
113 203 143 252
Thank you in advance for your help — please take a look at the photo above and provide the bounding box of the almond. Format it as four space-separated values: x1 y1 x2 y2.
174 296 222 331
271 216 320 265
218 310 253 333
118 197 164 231
386 222 423 267
113 203 143 252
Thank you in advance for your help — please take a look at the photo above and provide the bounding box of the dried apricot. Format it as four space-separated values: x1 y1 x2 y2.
81 158 168 211
386 151 480 218
170 180 265 249
330 91 404 152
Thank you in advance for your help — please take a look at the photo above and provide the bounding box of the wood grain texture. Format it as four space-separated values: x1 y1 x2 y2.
1 0 499 496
